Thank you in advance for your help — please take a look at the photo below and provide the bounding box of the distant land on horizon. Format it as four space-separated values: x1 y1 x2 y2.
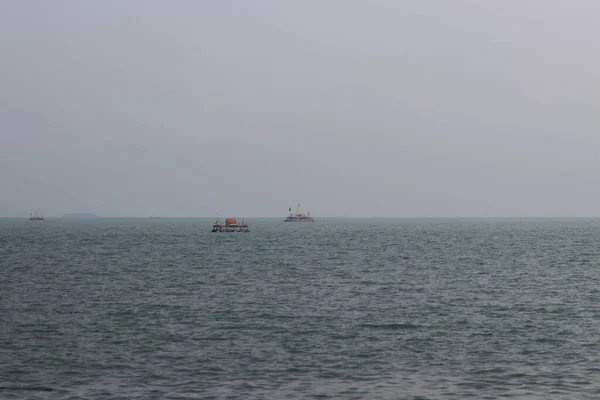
62 213 98 218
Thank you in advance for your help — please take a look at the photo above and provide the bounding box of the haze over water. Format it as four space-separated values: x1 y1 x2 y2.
2 217 600 399
3 1 600 218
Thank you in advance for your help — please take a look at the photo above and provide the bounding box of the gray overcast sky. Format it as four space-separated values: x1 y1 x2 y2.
1 1 599 217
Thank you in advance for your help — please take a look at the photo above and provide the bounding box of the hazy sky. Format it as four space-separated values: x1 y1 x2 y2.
2 1 599 217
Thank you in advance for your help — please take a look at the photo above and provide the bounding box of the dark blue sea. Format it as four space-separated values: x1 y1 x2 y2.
2 217 600 399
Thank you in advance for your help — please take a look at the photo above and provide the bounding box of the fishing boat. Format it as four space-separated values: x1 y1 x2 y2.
284 204 314 222
29 209 44 220
212 217 250 233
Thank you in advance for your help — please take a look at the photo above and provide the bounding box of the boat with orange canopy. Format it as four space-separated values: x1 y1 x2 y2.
211 217 249 232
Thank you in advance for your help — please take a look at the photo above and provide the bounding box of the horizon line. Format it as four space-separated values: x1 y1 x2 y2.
3 216 600 219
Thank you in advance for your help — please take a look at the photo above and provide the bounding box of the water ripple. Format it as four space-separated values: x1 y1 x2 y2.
2 217 600 398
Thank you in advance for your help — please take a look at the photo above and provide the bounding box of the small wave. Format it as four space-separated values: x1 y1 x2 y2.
359 322 421 330
356 280 380 285
0 387 53 392
196 336 229 341
255 313 297 320
467 367 508 375
535 337 566 344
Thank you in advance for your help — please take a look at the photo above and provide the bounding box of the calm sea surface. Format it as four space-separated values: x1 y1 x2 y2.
2 218 600 399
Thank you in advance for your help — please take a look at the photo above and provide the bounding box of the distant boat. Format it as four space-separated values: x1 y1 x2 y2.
212 217 249 233
29 209 44 220
284 204 314 222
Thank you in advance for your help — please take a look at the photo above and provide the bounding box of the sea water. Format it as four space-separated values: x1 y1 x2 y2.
2 217 600 399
